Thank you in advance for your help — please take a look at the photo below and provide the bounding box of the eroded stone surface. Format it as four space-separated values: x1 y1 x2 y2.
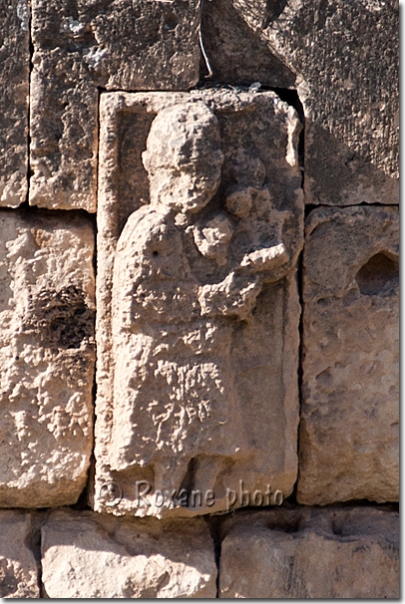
93 89 303 517
30 0 201 211
41 509 216 598
298 206 399 505
220 506 399 598
202 0 399 206
0 211 95 507
0 0 30 207
0 511 39 598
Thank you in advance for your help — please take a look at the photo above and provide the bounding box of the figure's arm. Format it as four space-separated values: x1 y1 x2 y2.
239 243 289 281
198 271 263 321
198 243 290 320
112 207 166 332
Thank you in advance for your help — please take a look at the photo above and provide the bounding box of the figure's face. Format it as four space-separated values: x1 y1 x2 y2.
142 102 224 214
144 157 223 214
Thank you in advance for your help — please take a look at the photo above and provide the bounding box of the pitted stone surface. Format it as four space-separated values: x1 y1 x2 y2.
0 511 39 598
0 0 30 207
298 206 399 505
93 89 303 517
41 509 216 598
202 0 398 206
0 211 95 507
30 0 201 211
219 506 399 598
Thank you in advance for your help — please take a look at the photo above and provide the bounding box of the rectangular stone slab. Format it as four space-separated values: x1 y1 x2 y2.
29 0 202 211
219 507 399 598
0 211 95 507
298 206 399 505
93 89 304 517
0 0 30 207
41 509 216 598
0 511 39 598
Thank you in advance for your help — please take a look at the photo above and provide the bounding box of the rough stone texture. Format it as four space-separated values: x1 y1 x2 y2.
30 0 201 211
298 206 399 505
0 211 95 507
202 0 399 206
0 0 30 207
0 511 39 598
41 509 216 598
93 89 303 517
219 506 399 598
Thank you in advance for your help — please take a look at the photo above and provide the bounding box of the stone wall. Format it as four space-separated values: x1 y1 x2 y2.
0 0 398 598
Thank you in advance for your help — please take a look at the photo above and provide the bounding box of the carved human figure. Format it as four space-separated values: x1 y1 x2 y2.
110 101 290 498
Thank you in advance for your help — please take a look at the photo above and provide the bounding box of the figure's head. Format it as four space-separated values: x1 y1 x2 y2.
142 101 224 213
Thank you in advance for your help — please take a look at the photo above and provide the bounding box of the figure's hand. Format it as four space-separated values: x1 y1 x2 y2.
240 243 289 272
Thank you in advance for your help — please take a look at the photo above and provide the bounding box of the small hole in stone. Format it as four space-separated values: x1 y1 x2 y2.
331 518 344 536
163 12 178 30
356 252 398 296
152 251 159 257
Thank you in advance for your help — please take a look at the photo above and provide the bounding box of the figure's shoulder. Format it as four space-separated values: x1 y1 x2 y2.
117 205 166 252
122 204 162 233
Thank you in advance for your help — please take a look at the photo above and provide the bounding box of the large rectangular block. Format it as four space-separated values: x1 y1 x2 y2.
219 507 399 598
30 0 202 211
0 211 95 507
41 509 216 598
0 0 30 207
93 89 304 517
202 0 399 206
0 511 39 598
298 206 399 505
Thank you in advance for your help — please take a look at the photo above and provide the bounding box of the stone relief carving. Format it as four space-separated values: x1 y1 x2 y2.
111 101 293 487
94 89 304 516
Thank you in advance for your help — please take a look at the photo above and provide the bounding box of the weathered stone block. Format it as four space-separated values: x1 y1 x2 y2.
0 0 30 207
41 509 216 598
0 211 95 507
219 507 399 598
30 0 201 211
0 511 39 598
93 89 303 517
202 0 399 206
298 206 399 505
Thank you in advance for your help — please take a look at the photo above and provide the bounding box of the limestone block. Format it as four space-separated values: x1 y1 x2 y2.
201 0 296 87
93 89 303 517
0 0 30 207
41 509 216 598
202 0 399 206
0 511 39 598
30 0 201 211
298 206 399 505
0 211 95 507
219 507 399 598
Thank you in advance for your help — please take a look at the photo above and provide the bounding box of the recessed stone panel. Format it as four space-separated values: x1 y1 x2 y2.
298 206 399 505
93 89 303 517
